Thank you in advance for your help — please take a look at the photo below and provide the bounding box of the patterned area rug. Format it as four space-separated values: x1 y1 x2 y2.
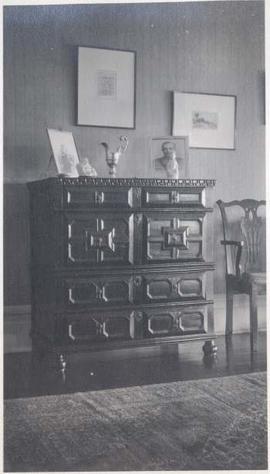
5 371 267 471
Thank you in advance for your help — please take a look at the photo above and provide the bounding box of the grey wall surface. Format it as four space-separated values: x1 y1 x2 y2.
4 1 265 305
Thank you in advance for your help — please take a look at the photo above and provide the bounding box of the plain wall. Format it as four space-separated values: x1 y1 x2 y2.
4 1 265 307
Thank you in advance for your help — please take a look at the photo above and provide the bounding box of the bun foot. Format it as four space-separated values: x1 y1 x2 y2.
58 354 67 372
203 340 218 356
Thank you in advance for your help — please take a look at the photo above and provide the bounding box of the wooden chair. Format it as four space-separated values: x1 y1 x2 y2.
216 199 266 351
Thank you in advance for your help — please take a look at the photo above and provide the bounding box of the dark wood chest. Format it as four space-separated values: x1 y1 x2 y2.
28 177 216 359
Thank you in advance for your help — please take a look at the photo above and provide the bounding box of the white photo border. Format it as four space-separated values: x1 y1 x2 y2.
47 128 80 177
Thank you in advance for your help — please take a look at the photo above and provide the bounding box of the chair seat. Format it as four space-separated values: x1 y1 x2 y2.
249 271 266 282
242 271 266 287
227 272 266 293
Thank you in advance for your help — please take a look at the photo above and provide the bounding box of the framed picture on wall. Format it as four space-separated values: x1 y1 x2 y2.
77 46 136 129
172 92 236 149
151 136 189 179
47 128 80 177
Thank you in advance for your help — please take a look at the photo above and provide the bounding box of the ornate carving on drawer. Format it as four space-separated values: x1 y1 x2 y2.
147 312 175 335
145 192 171 204
87 228 115 251
163 227 189 250
103 316 130 339
179 308 207 334
146 278 173 301
65 188 95 206
177 278 203 297
65 310 143 343
64 186 133 208
68 282 98 305
64 277 133 306
102 279 133 304
66 214 134 265
142 273 205 303
142 188 203 206
67 318 103 342
103 310 143 340
145 215 203 261
145 306 207 337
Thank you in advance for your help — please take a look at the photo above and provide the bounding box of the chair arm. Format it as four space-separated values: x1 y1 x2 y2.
220 240 244 278
220 240 244 247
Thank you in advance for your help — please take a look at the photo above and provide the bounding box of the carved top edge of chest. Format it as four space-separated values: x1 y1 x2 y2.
28 177 216 188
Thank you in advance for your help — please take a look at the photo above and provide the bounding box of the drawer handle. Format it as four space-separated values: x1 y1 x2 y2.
97 288 103 300
95 191 104 204
134 276 142 287
171 191 179 203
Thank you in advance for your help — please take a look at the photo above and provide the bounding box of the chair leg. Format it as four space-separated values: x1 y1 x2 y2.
249 283 258 352
226 287 233 336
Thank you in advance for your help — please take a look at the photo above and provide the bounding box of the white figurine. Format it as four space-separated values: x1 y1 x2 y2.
78 157 97 177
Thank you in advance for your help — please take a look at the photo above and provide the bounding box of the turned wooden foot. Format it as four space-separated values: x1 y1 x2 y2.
202 340 218 357
58 354 67 372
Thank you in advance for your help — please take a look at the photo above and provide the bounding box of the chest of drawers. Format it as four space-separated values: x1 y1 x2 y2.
28 177 216 367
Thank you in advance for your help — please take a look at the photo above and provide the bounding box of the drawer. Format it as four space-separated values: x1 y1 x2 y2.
64 212 134 266
59 275 134 307
56 309 144 345
143 212 204 262
142 187 205 207
134 272 206 303
63 185 134 209
144 304 209 338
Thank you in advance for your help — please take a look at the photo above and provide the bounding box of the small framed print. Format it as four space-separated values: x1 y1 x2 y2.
151 136 189 179
47 128 80 177
172 92 236 150
77 46 136 129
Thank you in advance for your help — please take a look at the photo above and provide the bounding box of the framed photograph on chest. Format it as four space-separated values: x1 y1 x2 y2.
151 136 189 179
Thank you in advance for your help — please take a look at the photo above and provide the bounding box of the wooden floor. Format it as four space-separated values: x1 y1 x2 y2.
4 332 266 400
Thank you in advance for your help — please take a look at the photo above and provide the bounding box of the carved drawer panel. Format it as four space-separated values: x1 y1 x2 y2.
58 310 144 344
60 276 134 306
63 185 134 208
136 272 205 303
65 213 134 265
142 188 204 207
144 305 208 338
144 213 203 262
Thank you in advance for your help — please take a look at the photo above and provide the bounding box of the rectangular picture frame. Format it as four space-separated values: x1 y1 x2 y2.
77 46 136 129
172 92 236 150
151 136 189 179
47 128 80 177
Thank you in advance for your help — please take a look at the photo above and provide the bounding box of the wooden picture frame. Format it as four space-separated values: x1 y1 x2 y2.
151 136 189 178
172 92 236 150
77 46 136 129
47 128 80 177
